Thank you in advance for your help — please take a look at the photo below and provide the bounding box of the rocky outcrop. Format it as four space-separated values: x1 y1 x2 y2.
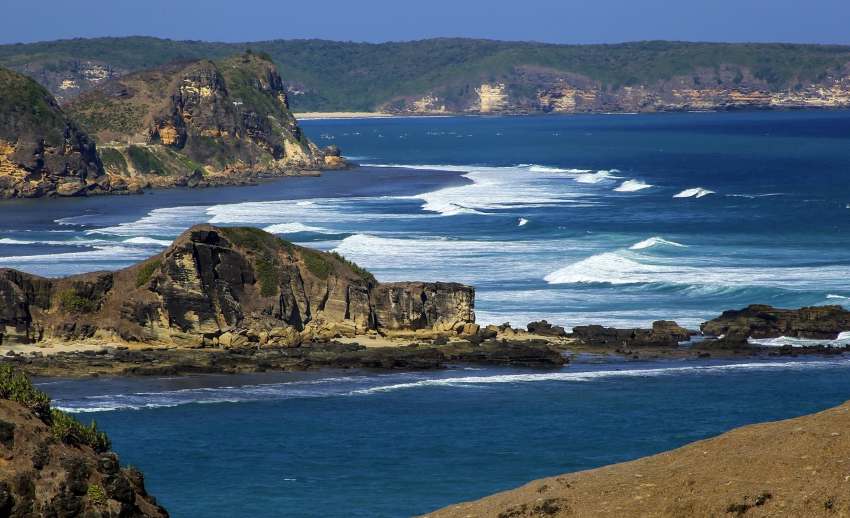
0 225 474 348
64 53 344 191
571 320 692 348
0 67 112 199
425 399 850 518
701 304 850 343
0 366 167 517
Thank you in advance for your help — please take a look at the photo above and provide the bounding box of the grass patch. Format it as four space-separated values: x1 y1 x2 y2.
0 364 51 421
50 409 111 453
221 227 295 297
86 484 107 506
301 249 332 280
0 365 112 452
255 257 279 297
99 147 128 174
58 289 98 313
135 258 161 288
127 145 166 175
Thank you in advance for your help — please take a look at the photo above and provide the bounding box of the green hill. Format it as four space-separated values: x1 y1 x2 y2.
2 37 850 113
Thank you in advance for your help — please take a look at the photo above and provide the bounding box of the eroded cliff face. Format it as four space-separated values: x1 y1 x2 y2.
0 67 112 199
0 225 474 348
65 53 344 190
388 64 850 115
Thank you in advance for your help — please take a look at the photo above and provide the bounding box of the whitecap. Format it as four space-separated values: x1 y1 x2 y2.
629 237 687 250
674 187 715 198
263 223 331 234
613 179 653 192
575 170 621 184
122 237 173 246
517 218 529 227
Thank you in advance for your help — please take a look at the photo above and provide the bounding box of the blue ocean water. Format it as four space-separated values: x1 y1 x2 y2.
3 111 850 328
5 111 850 516
39 358 850 517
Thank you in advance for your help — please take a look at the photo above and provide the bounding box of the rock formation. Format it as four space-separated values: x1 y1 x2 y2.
0 225 474 348
0 67 110 198
63 53 344 191
0 365 167 517
425 399 850 517
571 320 692 348
701 304 850 343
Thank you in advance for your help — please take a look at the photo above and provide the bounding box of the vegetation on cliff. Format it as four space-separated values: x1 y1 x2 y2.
3 37 850 112
0 364 166 516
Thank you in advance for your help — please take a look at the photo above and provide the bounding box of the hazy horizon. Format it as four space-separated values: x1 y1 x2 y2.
3 0 849 46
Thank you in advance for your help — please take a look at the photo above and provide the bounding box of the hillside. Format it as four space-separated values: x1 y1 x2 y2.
63 53 344 186
0 67 110 198
426 400 850 517
0 365 167 516
2 37 850 113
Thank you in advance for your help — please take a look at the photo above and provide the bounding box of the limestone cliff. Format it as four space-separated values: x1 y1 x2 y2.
0 225 474 348
0 365 167 517
0 67 111 198
65 53 344 190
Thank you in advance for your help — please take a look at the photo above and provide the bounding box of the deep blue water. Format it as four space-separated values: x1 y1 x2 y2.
5 111 850 516
40 357 850 517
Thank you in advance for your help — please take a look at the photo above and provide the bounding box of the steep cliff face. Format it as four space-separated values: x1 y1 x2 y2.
0 225 474 348
65 53 344 190
0 67 112 199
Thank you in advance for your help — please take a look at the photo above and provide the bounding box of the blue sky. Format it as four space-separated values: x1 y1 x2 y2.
3 0 849 45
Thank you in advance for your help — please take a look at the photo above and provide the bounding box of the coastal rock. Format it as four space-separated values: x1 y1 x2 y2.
526 320 567 337
0 67 112 199
701 304 850 343
0 225 475 347
571 320 692 348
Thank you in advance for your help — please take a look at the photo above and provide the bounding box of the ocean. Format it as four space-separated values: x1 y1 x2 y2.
5 110 850 516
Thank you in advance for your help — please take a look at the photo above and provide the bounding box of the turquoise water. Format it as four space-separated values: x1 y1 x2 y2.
5 111 850 516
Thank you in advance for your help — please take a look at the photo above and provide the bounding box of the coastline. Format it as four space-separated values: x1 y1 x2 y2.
294 111 396 120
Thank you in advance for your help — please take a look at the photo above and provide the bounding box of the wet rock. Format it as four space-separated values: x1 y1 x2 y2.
527 320 567 337
701 304 850 342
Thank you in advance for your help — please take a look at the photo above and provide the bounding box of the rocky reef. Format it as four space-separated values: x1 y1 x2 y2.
0 225 472 347
425 399 850 517
701 304 850 344
0 365 166 516
64 53 344 191
0 67 110 198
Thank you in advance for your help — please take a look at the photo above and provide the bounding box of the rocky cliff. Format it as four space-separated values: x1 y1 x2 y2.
0 225 474 348
426 400 850 517
63 53 343 190
0 67 111 198
0 365 167 517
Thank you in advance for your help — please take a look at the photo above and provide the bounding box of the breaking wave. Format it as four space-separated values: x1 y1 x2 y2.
629 237 687 250
674 187 715 198
614 179 653 192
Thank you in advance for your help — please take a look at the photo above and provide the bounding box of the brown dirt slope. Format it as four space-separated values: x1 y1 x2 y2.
425 401 850 517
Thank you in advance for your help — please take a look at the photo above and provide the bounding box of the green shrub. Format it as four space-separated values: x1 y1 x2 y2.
127 145 165 175
58 289 98 313
0 364 51 421
255 257 279 297
98 148 128 173
86 484 107 506
301 249 332 280
50 409 111 453
135 258 161 288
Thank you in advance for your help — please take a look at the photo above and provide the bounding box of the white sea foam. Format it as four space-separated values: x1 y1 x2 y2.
629 237 687 250
827 294 850 300
614 179 653 192
726 193 784 199
544 249 850 289
263 223 331 234
674 187 715 198
53 359 850 412
518 218 529 227
749 331 850 348
122 237 173 246
575 170 621 184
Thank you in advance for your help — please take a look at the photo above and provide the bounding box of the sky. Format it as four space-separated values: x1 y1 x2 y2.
3 0 849 45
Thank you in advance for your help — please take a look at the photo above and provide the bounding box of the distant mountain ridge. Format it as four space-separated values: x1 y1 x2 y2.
2 37 850 113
